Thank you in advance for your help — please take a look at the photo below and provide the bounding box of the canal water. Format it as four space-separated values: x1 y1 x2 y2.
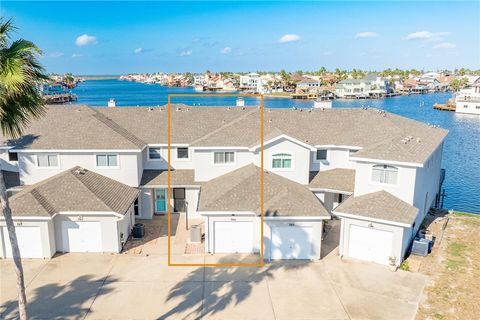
72 80 480 213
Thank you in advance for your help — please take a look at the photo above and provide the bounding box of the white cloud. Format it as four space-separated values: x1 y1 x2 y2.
355 32 378 39
48 51 64 58
278 34 300 43
134 47 143 54
75 34 97 46
434 42 456 49
179 50 192 56
71 53 83 58
220 47 232 54
405 31 450 41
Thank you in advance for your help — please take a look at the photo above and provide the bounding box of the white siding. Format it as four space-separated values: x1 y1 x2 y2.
310 148 356 172
19 151 141 186
117 205 135 250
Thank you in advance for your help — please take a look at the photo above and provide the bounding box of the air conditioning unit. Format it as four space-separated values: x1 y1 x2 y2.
411 238 431 256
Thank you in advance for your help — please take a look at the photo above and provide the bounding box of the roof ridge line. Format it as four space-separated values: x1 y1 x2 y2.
30 188 56 215
71 169 118 212
89 107 146 148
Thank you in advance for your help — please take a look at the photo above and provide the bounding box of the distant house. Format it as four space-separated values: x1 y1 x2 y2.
296 77 321 93
239 72 263 93
335 73 391 98
455 83 480 115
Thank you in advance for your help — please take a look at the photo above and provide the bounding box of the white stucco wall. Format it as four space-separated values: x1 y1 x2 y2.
254 138 311 185
117 205 134 250
310 148 357 172
194 149 253 182
353 161 417 204
18 151 142 186
0 148 19 172
0 219 54 259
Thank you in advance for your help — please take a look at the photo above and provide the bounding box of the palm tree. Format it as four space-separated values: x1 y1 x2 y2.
0 17 48 320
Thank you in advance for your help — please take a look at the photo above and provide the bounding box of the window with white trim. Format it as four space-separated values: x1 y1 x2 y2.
148 147 162 160
316 149 328 161
37 154 58 167
272 153 292 169
96 154 118 167
372 165 398 184
177 147 189 159
213 151 234 164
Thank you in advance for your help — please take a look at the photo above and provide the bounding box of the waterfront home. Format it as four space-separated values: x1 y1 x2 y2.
335 73 391 98
455 83 480 115
0 105 447 267
239 72 263 93
296 77 322 93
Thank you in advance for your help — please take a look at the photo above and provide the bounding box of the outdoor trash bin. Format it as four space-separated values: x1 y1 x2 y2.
190 225 201 243
132 223 145 238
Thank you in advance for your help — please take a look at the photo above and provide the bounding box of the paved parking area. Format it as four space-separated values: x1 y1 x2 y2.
0 220 427 320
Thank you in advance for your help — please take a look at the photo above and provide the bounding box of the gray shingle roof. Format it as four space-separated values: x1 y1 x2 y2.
198 164 330 217
9 166 139 217
309 169 355 193
140 169 197 186
333 190 418 225
1 105 448 165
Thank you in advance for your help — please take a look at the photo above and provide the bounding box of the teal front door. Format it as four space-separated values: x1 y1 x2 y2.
155 188 167 213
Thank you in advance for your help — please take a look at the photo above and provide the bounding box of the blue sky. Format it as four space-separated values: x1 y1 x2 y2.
2 1 479 74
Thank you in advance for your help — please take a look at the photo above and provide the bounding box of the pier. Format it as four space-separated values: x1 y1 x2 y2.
433 102 456 112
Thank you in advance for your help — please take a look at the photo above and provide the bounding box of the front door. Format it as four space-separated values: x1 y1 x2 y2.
173 188 185 212
155 188 167 213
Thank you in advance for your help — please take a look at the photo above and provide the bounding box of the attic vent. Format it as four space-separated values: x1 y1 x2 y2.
75 168 87 175
268 119 273 123
176 107 181 111
416 137 421 143
149 107 154 111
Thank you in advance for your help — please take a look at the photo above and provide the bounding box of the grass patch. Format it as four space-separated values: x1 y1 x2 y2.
449 242 467 257
446 258 464 270
399 260 410 271
452 211 479 218
433 313 446 319
445 242 468 270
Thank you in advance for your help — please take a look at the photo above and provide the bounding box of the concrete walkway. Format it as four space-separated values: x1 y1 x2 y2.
0 220 427 320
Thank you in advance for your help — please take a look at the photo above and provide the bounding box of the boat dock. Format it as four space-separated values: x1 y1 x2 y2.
433 102 456 112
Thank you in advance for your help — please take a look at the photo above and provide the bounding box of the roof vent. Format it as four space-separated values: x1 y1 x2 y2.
176 107 181 111
292 107 297 110
149 107 154 111
416 137 421 143
74 167 87 175
268 119 273 123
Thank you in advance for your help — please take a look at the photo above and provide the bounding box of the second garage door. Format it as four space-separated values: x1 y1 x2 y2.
348 225 393 265
61 221 102 253
214 221 253 253
3 226 43 258
270 225 314 260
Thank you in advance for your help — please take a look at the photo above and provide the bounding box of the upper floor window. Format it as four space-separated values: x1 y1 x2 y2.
214 151 235 164
37 154 58 167
372 165 398 184
148 147 162 160
177 147 189 159
96 154 118 167
8 152 18 162
316 149 328 161
272 153 292 169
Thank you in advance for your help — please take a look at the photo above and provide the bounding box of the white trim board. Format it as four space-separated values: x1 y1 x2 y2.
333 210 414 228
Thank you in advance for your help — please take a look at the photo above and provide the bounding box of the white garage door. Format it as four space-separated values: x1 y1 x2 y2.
214 221 253 253
271 226 313 260
348 225 393 265
62 221 102 253
3 226 43 258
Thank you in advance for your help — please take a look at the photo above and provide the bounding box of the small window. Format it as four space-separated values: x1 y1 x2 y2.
96 154 118 167
148 147 162 160
272 153 292 169
316 149 328 161
8 152 18 162
177 147 189 159
349 149 358 156
372 165 398 184
464 105 468 108
213 151 235 164
37 154 58 167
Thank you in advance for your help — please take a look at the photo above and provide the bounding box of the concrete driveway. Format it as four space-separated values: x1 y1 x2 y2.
0 221 427 320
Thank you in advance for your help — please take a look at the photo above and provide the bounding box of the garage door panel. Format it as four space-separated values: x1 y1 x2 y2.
62 221 102 253
214 221 253 253
3 226 43 258
348 225 393 265
271 226 313 260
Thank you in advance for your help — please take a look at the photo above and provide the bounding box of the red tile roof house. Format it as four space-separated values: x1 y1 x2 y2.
0 105 447 266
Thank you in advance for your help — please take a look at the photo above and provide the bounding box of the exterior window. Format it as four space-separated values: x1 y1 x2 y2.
96 154 118 167
272 153 292 169
349 149 358 156
316 149 328 161
177 147 189 159
8 152 18 162
214 151 234 164
372 165 398 184
148 147 162 160
464 105 468 108
37 154 58 167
